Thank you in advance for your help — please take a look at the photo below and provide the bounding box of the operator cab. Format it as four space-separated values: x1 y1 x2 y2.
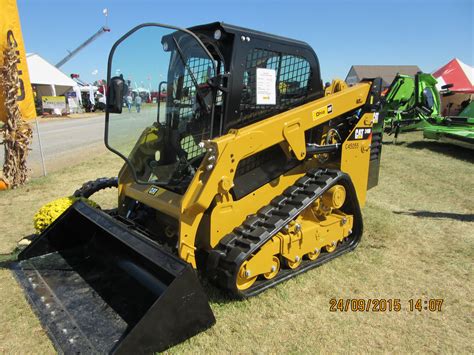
106 22 323 192
187 22 324 132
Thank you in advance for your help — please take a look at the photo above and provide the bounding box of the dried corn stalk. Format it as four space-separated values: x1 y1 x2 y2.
0 41 32 187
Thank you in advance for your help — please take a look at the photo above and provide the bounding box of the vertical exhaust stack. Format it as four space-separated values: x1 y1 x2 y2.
13 201 215 354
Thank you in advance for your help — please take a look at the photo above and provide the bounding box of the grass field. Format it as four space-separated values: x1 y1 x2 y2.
0 131 473 353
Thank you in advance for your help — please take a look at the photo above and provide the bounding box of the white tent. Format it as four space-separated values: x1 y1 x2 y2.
78 85 99 92
132 87 150 94
26 53 76 97
133 87 151 101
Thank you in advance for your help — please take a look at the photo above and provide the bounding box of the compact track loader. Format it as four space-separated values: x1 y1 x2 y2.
14 22 383 353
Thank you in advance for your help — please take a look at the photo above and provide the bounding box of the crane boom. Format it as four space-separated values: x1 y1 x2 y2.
55 26 110 68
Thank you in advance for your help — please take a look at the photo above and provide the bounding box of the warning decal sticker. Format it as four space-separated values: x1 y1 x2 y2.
256 68 276 105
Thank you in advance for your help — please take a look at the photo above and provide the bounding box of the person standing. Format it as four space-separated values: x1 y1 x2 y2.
126 94 133 112
135 94 142 113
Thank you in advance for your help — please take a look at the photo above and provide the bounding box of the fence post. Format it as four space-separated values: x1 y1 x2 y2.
35 117 47 176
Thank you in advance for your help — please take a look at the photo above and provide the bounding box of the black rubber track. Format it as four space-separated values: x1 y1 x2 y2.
73 177 118 199
208 168 363 298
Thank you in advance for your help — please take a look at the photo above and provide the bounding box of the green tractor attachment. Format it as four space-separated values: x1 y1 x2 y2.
382 72 474 149
423 101 474 150
382 73 440 137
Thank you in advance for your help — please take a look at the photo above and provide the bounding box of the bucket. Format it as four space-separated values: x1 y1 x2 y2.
13 201 215 354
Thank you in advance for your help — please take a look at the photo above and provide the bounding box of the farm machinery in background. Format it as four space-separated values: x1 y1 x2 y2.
382 72 439 135
381 72 474 149
423 100 474 150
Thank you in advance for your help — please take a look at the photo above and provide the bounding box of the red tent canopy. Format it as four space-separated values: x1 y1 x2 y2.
433 58 474 93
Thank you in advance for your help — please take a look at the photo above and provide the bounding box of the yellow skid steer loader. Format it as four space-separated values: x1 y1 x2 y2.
14 22 383 353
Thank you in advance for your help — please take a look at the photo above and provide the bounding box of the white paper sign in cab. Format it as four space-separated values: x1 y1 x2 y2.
256 68 276 105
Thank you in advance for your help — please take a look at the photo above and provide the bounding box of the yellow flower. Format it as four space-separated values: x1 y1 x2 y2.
33 196 99 233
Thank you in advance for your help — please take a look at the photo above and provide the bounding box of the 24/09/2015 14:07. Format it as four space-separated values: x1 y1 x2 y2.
329 298 444 312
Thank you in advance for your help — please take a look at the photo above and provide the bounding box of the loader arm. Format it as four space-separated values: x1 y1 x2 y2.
179 82 374 267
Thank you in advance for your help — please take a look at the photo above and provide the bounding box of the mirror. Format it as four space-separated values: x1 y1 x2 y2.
107 75 127 113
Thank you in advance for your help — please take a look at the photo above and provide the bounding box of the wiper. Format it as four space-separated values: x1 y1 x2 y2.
172 36 210 114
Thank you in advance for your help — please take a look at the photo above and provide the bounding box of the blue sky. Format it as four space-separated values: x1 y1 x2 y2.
18 0 473 84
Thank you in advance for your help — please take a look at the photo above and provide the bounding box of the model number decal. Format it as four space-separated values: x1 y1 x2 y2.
345 142 359 149
349 127 372 141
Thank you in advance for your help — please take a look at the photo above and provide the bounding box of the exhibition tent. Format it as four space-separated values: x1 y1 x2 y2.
433 58 474 93
26 53 76 97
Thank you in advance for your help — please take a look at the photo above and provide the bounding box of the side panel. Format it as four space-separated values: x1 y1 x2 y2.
340 113 374 207
365 77 384 190
367 114 383 190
